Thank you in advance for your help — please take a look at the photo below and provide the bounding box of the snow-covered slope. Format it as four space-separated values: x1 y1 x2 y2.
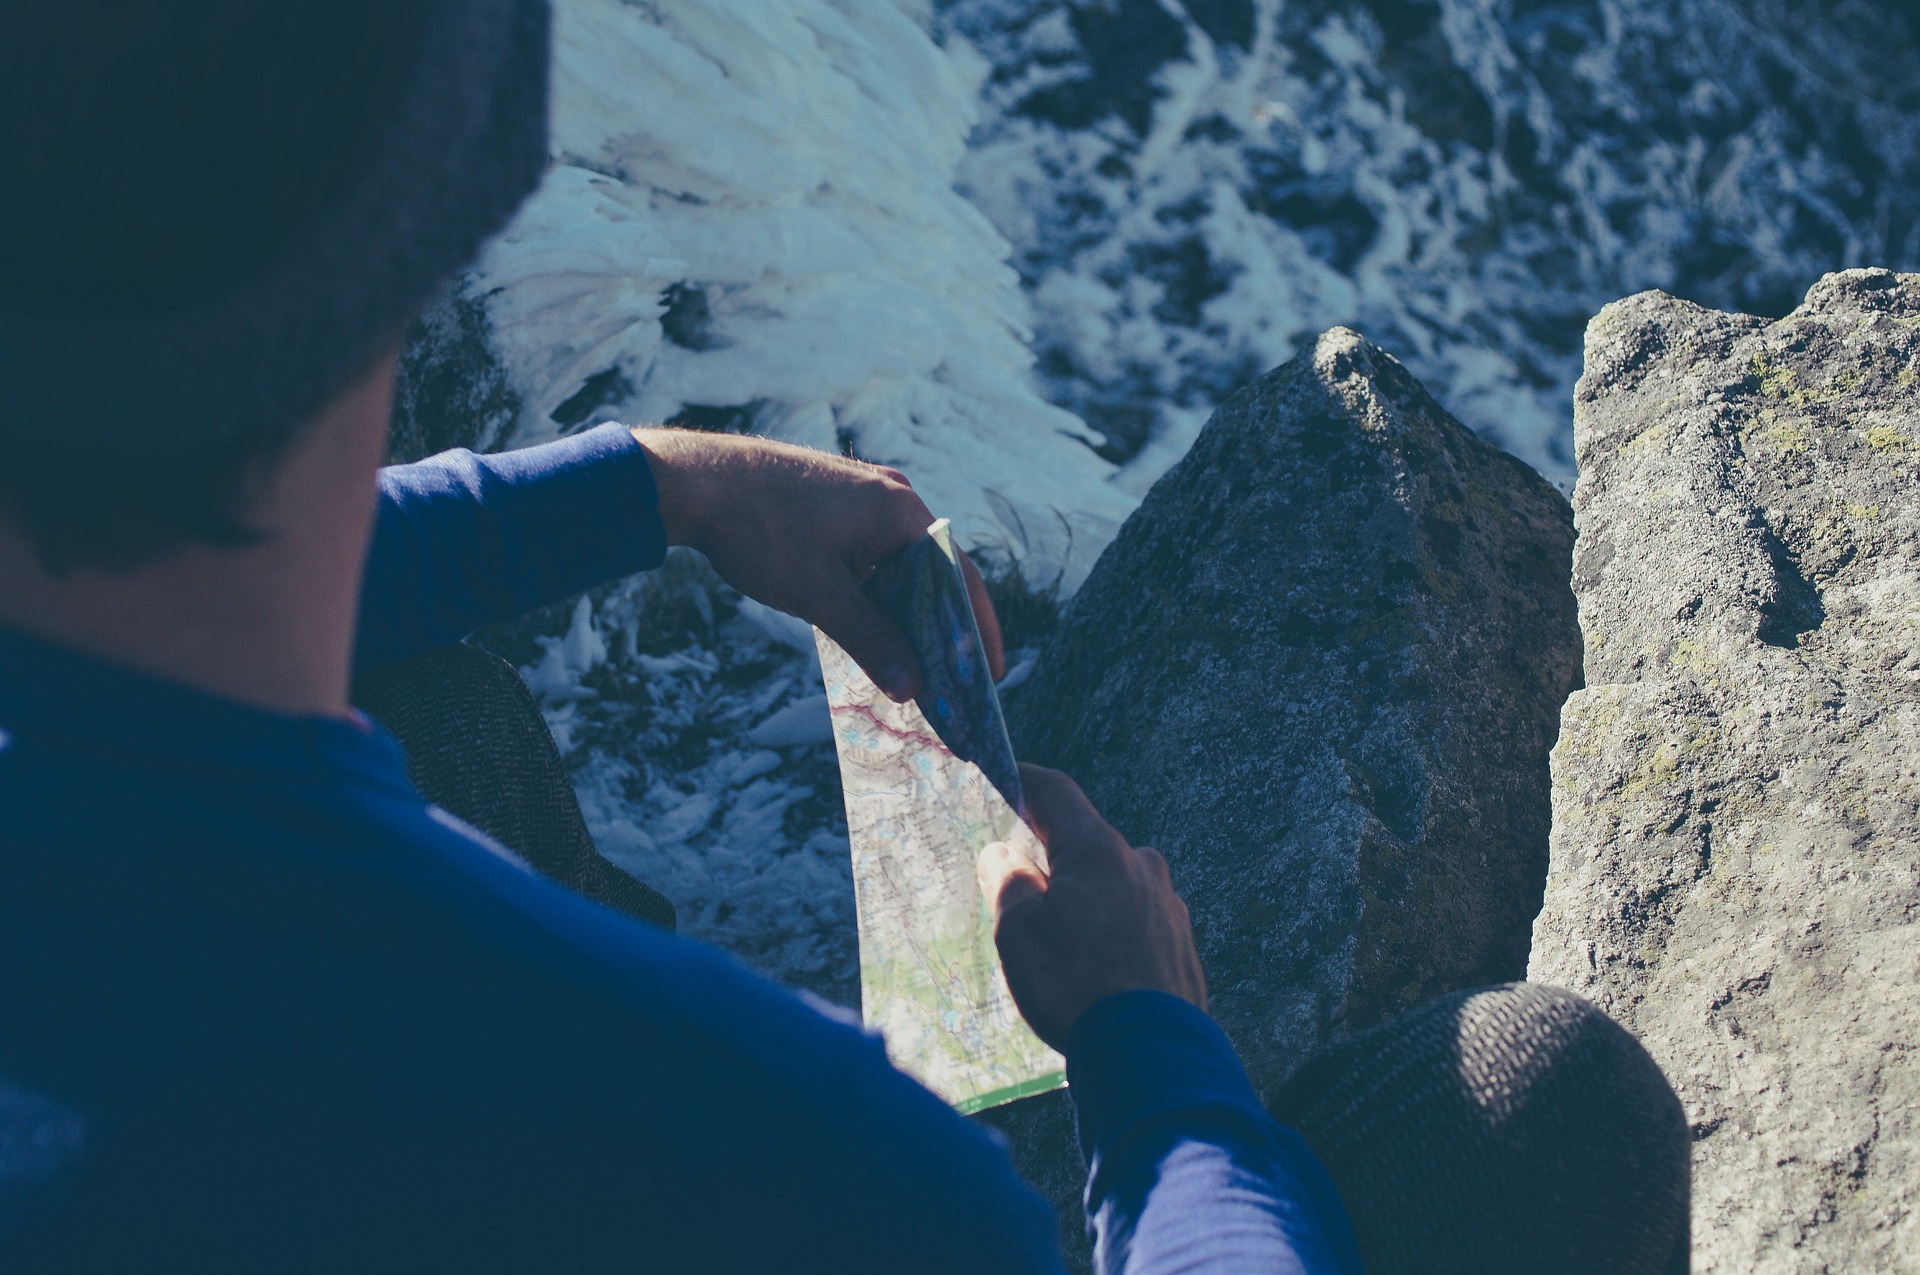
469 0 1135 588
943 0 1920 485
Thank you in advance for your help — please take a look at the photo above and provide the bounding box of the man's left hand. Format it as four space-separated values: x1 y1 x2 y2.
631 427 1004 702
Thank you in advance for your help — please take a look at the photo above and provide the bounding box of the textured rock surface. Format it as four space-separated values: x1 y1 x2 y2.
1529 270 1920 1271
390 287 522 464
982 328 1580 1264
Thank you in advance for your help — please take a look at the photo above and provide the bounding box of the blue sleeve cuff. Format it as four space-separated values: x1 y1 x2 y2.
356 424 670 672
1066 991 1367 1275
1066 990 1265 1166
474 422 670 604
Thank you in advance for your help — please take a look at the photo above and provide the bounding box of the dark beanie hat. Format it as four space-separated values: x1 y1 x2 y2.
0 0 550 457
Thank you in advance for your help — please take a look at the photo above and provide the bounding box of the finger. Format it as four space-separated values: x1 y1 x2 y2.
957 550 1007 681
852 472 937 578
1017 764 1129 873
811 572 923 702
977 840 1047 923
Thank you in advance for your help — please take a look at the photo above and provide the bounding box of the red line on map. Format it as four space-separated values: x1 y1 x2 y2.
830 702 952 754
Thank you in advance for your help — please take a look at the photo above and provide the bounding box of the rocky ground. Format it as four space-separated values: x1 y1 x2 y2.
984 326 1581 1266
1531 269 1919 1271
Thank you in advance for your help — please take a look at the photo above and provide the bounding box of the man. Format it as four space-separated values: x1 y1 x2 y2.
0 2 1689 1271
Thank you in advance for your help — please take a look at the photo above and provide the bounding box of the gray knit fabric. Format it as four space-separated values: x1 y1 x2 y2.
352 642 676 931
0 0 550 456
1273 982 1691 1275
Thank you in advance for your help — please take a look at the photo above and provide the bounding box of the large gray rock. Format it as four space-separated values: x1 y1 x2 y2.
982 328 1580 1263
1529 270 1920 1271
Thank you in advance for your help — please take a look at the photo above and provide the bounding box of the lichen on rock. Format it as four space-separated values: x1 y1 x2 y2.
1531 269 1920 1272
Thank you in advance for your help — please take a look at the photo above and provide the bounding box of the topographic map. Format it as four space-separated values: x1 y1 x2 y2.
815 521 1065 1113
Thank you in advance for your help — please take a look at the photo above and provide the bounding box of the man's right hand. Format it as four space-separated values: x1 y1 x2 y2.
980 764 1208 1053
631 427 1004 704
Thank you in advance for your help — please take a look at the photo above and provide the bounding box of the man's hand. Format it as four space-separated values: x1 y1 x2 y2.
632 427 1004 702
980 764 1208 1053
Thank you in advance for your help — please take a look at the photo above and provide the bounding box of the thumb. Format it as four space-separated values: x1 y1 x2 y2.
1018 764 1127 874
978 840 1047 926
811 571 923 702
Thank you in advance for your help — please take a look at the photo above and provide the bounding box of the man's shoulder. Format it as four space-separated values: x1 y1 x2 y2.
0 723 1058 1271
1 734 874 1107
0 732 948 1157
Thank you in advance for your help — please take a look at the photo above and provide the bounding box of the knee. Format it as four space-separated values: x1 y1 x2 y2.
1277 982 1690 1275
1448 982 1679 1123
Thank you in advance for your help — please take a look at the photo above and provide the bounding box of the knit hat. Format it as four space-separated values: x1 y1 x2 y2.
0 0 550 457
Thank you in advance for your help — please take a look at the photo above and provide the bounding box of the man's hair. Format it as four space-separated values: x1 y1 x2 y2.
0 2 431 572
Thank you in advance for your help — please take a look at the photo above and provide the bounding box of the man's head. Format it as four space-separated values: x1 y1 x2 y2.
0 0 550 572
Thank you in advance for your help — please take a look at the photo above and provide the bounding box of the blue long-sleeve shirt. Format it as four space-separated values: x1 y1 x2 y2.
0 424 1361 1273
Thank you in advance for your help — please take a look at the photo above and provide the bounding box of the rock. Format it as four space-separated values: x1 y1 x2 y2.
982 328 1580 1265
1529 269 1920 1271
389 284 521 464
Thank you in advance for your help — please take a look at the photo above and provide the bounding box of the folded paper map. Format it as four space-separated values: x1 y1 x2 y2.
814 520 1065 1113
